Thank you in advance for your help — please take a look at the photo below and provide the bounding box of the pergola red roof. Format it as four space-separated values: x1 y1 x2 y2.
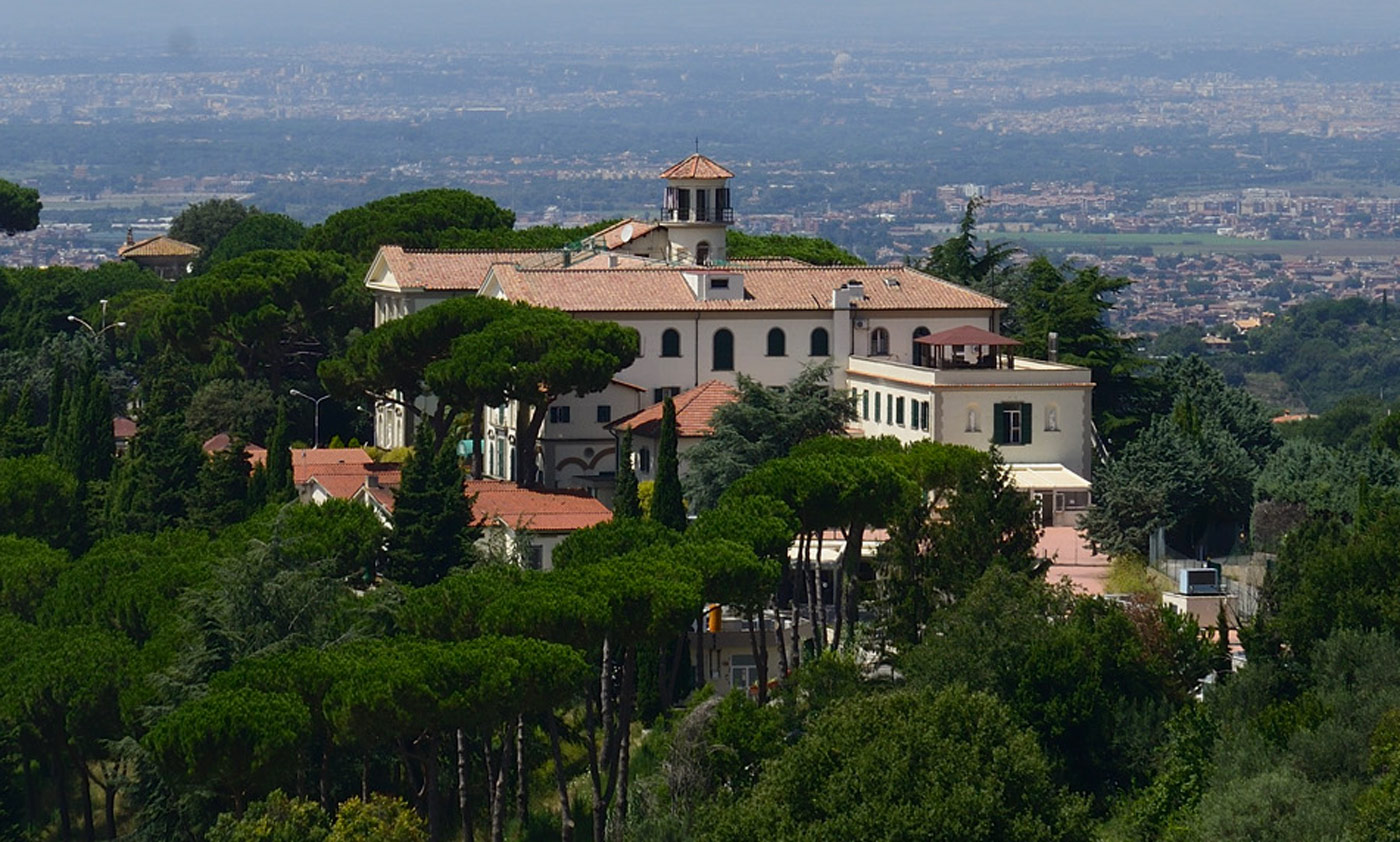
914 325 1022 347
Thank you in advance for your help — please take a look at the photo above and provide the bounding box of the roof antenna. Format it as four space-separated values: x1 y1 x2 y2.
695 136 700 154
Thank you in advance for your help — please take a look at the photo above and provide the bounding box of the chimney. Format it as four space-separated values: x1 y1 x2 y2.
125 227 134 246
609 254 620 268
846 280 864 301
1047 331 1059 363
562 249 571 268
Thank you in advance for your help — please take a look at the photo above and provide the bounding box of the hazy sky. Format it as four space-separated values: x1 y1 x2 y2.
6 0 1398 51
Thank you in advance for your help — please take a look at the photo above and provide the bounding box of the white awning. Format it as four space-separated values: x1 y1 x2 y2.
1006 463 1091 491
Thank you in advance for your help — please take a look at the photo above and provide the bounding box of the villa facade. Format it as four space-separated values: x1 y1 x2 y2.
362 154 1095 507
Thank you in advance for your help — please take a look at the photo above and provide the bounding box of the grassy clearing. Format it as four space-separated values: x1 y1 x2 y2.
1104 556 1164 597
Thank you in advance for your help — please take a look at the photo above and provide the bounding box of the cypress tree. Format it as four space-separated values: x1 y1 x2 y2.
385 426 479 586
105 368 202 535
188 440 253 532
650 397 687 531
262 399 294 504
52 363 114 486
614 428 641 519
0 385 43 457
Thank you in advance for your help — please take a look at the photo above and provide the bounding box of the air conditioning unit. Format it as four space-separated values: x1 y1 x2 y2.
1179 568 1220 595
853 318 868 329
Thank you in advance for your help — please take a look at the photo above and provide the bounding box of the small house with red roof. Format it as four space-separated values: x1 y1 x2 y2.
117 229 199 280
464 479 612 569
606 380 737 497
201 433 268 469
291 447 401 508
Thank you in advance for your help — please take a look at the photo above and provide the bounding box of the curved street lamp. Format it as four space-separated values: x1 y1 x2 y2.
289 388 331 449
68 298 126 340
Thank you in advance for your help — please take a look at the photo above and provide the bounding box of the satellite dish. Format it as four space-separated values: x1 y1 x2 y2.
618 223 634 244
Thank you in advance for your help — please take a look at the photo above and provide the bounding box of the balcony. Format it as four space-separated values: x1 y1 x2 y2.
662 206 734 224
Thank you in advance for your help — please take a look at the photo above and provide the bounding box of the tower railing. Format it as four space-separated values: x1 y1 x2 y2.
663 206 734 223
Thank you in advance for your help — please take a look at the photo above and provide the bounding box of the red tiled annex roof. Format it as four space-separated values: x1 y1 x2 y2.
485 264 1003 313
610 380 737 438
588 219 661 250
305 473 371 500
466 480 612 533
659 154 734 180
113 417 137 439
118 235 200 258
376 246 536 291
915 325 1022 347
291 447 373 485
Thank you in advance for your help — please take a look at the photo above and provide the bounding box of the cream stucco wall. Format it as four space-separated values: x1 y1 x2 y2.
848 356 1094 479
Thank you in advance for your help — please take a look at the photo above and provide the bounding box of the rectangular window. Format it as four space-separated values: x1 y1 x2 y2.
652 386 680 404
525 544 544 570
549 405 571 424
710 277 729 289
862 390 870 420
596 405 612 423
730 653 759 693
921 401 931 431
887 394 894 425
994 402 1033 445
874 391 881 423
895 397 905 426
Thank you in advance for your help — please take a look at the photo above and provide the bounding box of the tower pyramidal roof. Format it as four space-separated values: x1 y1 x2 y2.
659 154 734 180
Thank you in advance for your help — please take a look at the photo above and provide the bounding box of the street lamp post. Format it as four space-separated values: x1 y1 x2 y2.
67 298 126 341
289 389 331 449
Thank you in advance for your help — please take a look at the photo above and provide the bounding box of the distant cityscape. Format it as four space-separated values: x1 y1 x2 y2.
7 40 1400 335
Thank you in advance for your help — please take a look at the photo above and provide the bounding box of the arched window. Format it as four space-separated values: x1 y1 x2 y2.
912 326 931 366
713 329 734 371
696 241 711 265
870 327 890 356
810 327 830 356
766 327 786 357
661 328 682 358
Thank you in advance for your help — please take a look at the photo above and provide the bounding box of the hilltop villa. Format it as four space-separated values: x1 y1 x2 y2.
363 154 1095 525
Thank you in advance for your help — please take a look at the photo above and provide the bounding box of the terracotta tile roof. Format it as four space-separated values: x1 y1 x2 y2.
727 257 816 268
113 417 137 438
305 473 371 500
485 263 1004 313
610 380 738 438
291 447 373 485
377 246 539 291
465 480 612 533
916 325 1021 346
201 433 268 468
587 219 661 250
302 462 400 502
361 484 396 513
118 235 200 258
660 154 735 180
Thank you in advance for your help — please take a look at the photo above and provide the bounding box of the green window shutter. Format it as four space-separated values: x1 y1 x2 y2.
993 402 1005 443
1021 402 1033 445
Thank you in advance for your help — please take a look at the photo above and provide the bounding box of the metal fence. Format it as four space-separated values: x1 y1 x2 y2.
1148 535 1271 623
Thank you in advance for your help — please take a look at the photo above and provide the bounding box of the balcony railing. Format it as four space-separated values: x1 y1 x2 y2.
663 206 734 223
